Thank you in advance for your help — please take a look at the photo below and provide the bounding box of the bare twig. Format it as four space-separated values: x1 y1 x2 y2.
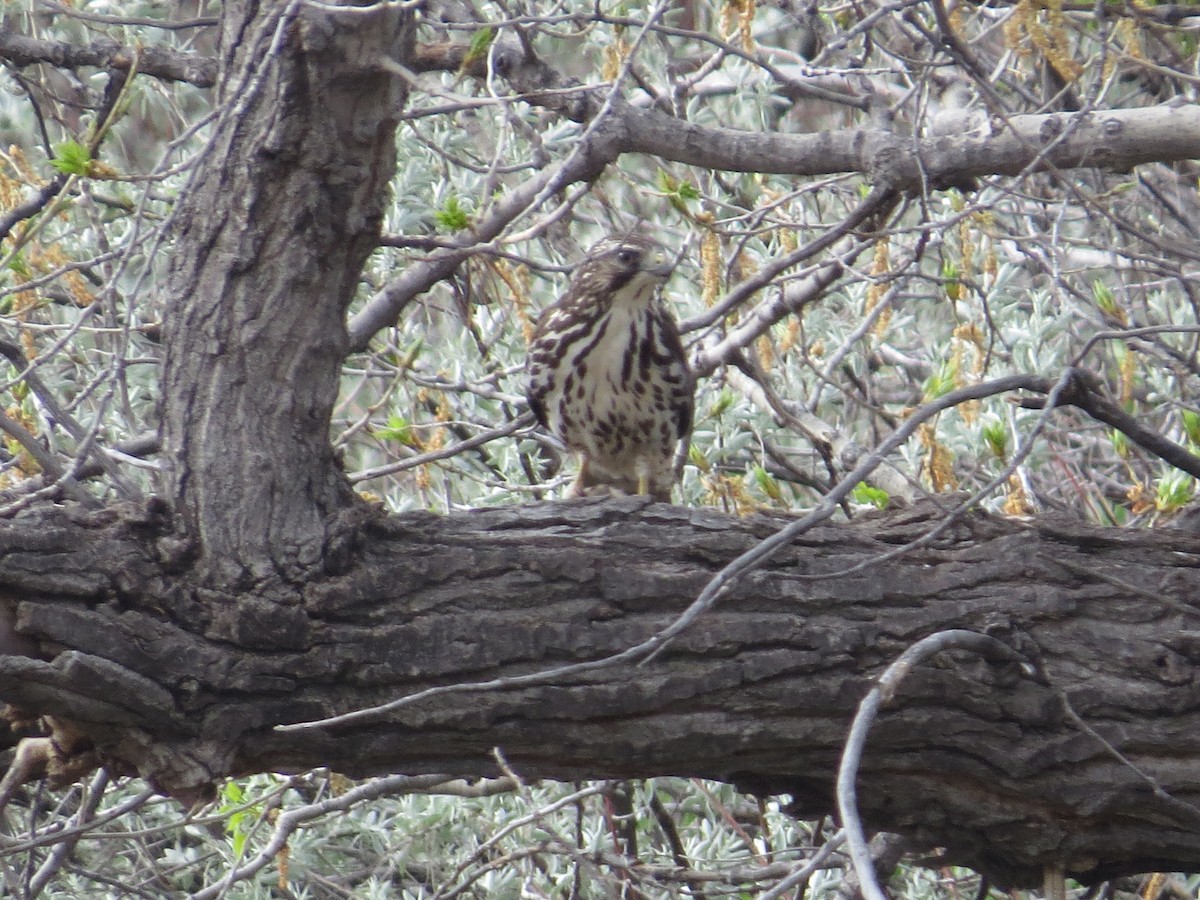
1017 368 1200 481
190 774 515 900
836 630 1032 900
350 414 532 483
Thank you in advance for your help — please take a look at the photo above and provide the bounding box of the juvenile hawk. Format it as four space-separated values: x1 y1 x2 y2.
526 234 694 502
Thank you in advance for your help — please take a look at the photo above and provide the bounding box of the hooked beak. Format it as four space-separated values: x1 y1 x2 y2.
642 250 674 280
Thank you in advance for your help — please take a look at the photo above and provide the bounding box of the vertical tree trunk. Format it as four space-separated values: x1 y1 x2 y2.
160 2 411 590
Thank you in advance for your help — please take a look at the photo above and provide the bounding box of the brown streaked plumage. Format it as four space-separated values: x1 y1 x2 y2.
525 233 694 502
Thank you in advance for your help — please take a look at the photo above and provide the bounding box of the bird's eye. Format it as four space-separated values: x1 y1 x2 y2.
617 248 638 265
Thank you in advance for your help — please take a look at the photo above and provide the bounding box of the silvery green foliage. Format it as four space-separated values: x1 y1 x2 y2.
0 0 1198 896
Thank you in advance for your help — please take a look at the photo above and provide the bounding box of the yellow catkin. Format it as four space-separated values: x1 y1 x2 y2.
1127 481 1153 515
959 398 980 426
731 249 756 285
699 223 721 307
919 422 959 492
866 237 892 337
982 239 998 283
703 472 756 516
738 0 756 52
959 220 975 287
947 4 965 35
952 323 985 424
493 259 533 345
1143 873 1166 900
1003 0 1034 59
33 243 94 307
953 322 985 371
1044 0 1083 81
277 842 290 891
601 29 629 81
1004 0 1082 82
778 228 798 255
756 334 775 370
779 319 801 356
865 238 890 313
951 337 966 388
1119 345 1136 406
6 145 36 183
4 404 39 476
11 287 37 361
1002 474 1034 516
719 1 739 41
1118 16 1144 61
0 167 21 213
418 396 450 458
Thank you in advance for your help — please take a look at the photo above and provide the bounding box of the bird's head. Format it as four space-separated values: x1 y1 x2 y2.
573 234 673 307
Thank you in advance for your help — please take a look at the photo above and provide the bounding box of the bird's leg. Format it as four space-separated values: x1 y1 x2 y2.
567 458 591 499
636 458 651 497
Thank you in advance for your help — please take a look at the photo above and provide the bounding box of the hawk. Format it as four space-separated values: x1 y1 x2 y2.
526 233 694 502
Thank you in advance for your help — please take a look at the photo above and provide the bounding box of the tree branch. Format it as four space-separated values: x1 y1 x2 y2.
352 41 1200 352
0 498 1198 887
1018 368 1200 480
0 32 216 87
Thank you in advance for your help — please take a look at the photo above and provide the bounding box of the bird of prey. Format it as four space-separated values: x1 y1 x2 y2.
525 233 694 502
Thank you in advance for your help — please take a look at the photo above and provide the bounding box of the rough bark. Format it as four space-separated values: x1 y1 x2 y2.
3 3 1200 893
159 2 411 589
0 497 1197 888
0 30 217 87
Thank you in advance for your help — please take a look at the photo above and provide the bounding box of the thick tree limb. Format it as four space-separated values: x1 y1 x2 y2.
0 499 1197 888
0 32 216 87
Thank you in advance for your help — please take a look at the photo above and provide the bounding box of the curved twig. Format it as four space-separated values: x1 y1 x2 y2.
836 630 1032 900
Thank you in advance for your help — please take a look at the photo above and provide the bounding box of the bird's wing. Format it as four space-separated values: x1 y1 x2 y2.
524 329 552 430
526 383 548 430
674 387 695 444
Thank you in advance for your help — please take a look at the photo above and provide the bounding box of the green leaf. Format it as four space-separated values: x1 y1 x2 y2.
1181 409 1200 448
942 260 961 301
656 169 700 213
7 252 29 279
220 780 243 806
379 415 416 446
852 482 890 509
1091 279 1120 320
217 780 260 860
923 359 957 401
751 465 782 501
49 140 91 176
434 195 471 232
1110 428 1129 458
981 418 1007 461
462 27 495 68
709 389 735 418
1156 469 1194 513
